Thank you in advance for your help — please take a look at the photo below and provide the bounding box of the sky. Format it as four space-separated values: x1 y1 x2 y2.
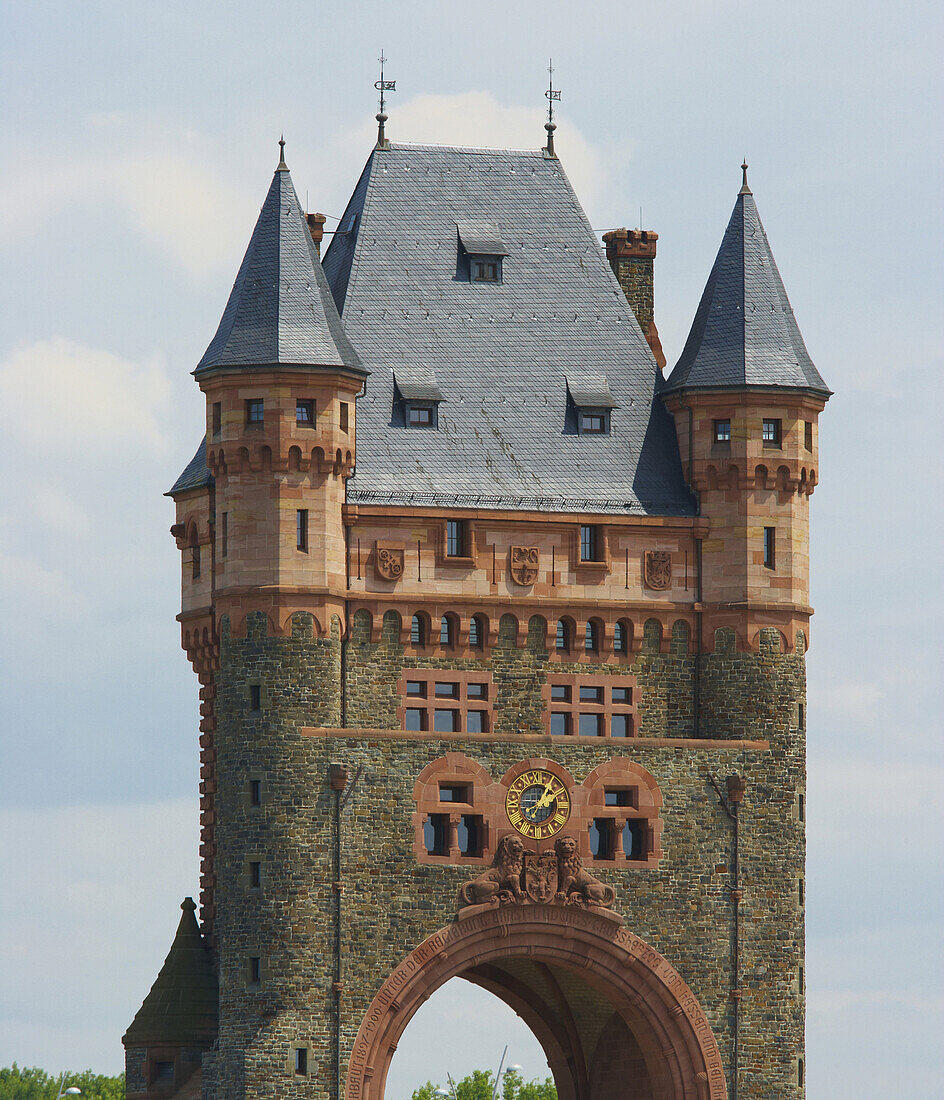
0 0 941 1096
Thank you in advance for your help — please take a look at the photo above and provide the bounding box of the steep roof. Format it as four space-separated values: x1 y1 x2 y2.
167 436 213 497
322 142 693 516
663 174 829 396
123 899 218 1046
195 159 363 377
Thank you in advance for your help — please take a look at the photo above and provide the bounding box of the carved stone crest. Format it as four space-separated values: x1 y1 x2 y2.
509 546 539 586
374 541 404 582
524 850 559 903
644 550 672 591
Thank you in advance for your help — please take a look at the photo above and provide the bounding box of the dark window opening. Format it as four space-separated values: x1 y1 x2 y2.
610 714 632 737
798 1059 804 1088
614 621 627 654
799 793 805 822
585 621 599 653
580 525 600 562
404 708 426 731
406 680 426 697
424 813 449 855
579 411 609 435
439 783 470 803
249 861 261 888
805 420 813 451
411 615 426 646
469 615 484 648
249 684 261 711
296 509 308 552
764 527 776 570
439 617 454 646
798 702 805 728
578 713 603 737
612 686 632 704
458 814 484 857
590 819 614 859
579 684 603 703
472 259 500 283
191 537 201 580
220 512 228 558
799 966 805 994
714 418 731 443
153 1062 175 1083
407 404 434 428
762 418 782 446
296 399 315 426
550 713 570 736
249 779 262 807
466 710 488 734
249 956 261 985
550 683 571 702
212 402 221 439
434 709 458 733
467 682 488 700
245 398 264 427
339 402 349 433
622 820 646 859
605 788 636 808
446 520 466 557
556 620 569 651
295 1048 308 1076
798 878 805 906
435 681 458 698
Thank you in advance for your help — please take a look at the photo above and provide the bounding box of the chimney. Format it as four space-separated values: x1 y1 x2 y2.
602 228 666 369
306 212 327 256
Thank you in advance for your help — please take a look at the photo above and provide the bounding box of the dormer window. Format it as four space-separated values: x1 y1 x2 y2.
457 221 508 285
579 410 609 434
566 374 617 435
408 404 434 428
394 368 444 430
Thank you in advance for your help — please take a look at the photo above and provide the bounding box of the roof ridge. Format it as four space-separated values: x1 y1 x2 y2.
387 141 545 157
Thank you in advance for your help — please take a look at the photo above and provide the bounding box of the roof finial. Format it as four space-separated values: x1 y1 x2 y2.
544 58 561 158
374 51 396 149
277 134 287 171
739 158 752 195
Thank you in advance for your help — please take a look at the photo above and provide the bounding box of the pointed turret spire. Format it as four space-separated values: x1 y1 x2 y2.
278 134 288 170
663 170 829 396
195 155 364 377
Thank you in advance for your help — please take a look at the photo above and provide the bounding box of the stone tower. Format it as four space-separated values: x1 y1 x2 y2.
125 139 828 1100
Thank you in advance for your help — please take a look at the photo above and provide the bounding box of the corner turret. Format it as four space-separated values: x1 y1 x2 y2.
662 166 830 649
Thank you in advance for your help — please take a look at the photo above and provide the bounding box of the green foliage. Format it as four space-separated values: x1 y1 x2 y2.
0 1065 124 1100
411 1068 556 1100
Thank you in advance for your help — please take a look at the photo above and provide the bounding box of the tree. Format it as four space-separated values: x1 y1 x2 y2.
411 1068 556 1100
0 1065 124 1100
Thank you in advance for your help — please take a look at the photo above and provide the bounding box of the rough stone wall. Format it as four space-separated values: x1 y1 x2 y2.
203 613 805 1100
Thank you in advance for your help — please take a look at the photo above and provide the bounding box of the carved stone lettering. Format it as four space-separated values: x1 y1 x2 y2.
374 541 405 582
509 545 539 586
644 549 672 590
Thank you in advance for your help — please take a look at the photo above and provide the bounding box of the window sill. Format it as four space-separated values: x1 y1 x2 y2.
576 559 608 570
762 441 782 449
441 555 475 567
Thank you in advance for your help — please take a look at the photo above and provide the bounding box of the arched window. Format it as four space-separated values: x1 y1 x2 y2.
440 615 454 646
614 620 627 655
556 620 567 651
411 614 425 646
585 621 599 653
469 615 483 648
190 528 201 580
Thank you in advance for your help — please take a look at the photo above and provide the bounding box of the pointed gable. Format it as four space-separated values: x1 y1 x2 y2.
664 183 829 395
195 163 363 376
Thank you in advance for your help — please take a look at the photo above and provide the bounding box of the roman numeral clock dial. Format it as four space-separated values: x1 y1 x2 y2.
505 768 571 840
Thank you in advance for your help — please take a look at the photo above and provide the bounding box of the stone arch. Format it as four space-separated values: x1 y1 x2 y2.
347 906 726 1100
497 612 519 647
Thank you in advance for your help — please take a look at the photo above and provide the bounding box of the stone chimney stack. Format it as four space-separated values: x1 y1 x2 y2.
602 228 665 368
306 212 327 255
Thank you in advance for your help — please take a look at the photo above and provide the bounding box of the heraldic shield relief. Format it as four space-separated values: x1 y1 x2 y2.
509 546 539 586
374 541 405 581
644 550 672 590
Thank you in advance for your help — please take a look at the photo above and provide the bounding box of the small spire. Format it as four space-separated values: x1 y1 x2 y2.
277 134 288 171
544 59 561 158
739 159 752 195
374 51 396 149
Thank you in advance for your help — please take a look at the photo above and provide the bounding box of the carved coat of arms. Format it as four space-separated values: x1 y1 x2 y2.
644 550 672 591
374 542 404 582
523 850 559 903
509 546 539 586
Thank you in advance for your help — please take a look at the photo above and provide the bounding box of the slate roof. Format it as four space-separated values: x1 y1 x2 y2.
168 436 213 496
663 180 829 396
195 162 363 377
322 142 694 516
123 899 218 1045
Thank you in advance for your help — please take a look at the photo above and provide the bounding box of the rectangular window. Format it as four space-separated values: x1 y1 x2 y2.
246 398 264 427
579 685 603 703
434 682 459 698
404 708 426 731
434 709 458 733
408 405 433 427
406 680 426 698
153 1062 174 1083
212 401 222 439
424 813 449 856
622 820 646 859
604 788 636 808
249 861 261 888
610 714 632 738
578 713 604 737
764 527 776 569
439 783 470 803
339 402 349 433
249 779 262 807
472 260 500 282
714 418 731 443
467 682 488 700
446 519 466 557
805 420 813 451
580 525 599 562
466 710 488 734
762 418 782 446
295 1048 308 1076
611 686 632 704
296 399 315 426
192 540 201 580
221 512 228 558
296 509 308 552
550 713 570 736
579 412 608 435
249 956 261 985
798 702 805 729
458 814 484 857
249 684 261 711
550 684 571 703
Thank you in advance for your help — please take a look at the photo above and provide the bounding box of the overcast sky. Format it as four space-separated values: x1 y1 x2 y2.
0 1 941 1097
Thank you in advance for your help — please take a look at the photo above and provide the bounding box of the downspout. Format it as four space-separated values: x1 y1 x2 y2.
329 764 348 1100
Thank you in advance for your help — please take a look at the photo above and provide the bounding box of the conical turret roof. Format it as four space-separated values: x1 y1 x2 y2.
123 898 218 1046
663 171 829 396
195 155 363 376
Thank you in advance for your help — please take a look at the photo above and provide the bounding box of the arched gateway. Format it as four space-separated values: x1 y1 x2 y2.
349 905 726 1100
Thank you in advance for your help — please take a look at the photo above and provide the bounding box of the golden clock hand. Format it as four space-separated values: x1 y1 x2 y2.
535 779 557 810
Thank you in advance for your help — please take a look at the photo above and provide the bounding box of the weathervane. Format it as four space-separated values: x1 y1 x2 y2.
374 52 396 148
544 59 561 157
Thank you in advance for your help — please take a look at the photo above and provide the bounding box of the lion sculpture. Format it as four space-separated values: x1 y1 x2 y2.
457 835 525 908
554 835 616 907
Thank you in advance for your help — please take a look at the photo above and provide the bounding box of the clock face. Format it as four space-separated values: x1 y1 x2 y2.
505 768 572 840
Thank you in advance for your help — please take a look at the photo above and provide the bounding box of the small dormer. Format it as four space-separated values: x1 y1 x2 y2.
566 374 618 435
456 221 509 284
393 367 445 428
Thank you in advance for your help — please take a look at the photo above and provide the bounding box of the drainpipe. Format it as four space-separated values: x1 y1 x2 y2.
329 764 349 1100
